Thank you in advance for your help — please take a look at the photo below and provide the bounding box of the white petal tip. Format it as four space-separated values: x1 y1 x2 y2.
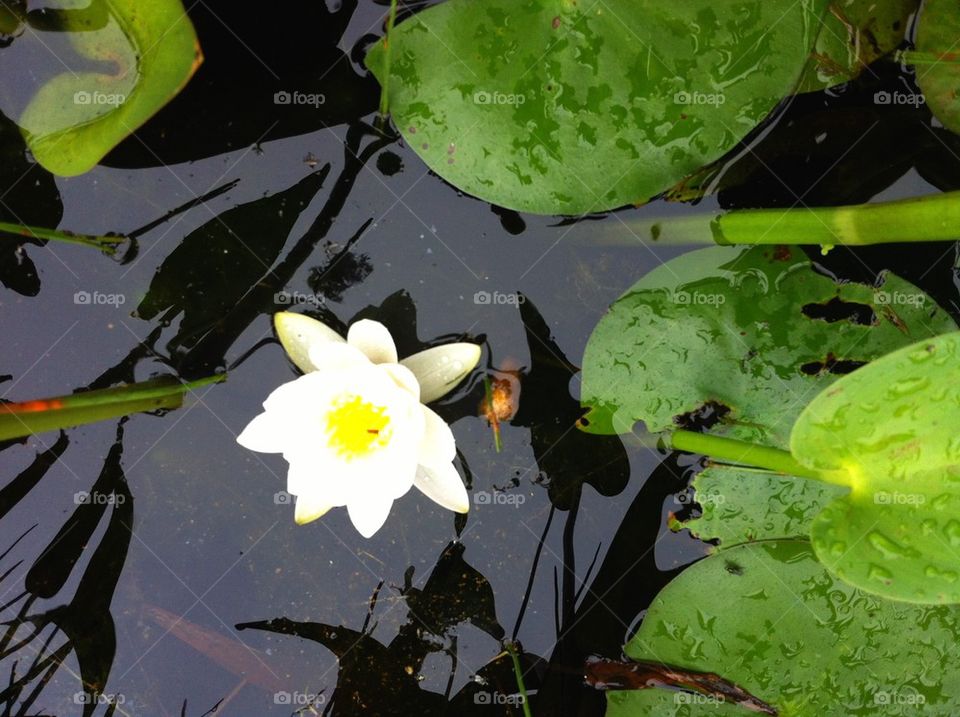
274 312 344 373
347 319 399 364
414 463 470 515
401 343 481 403
294 498 332 525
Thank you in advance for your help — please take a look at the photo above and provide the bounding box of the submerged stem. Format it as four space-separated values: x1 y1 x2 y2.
588 190 960 247
0 221 125 254
504 641 533 717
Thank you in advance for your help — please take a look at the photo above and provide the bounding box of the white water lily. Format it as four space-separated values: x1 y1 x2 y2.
237 312 480 537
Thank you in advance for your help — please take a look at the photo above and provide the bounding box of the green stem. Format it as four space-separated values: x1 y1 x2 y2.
587 190 960 247
504 641 533 717
0 220 126 254
668 429 824 481
377 0 398 120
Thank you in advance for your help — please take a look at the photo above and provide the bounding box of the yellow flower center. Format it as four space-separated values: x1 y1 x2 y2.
325 394 392 459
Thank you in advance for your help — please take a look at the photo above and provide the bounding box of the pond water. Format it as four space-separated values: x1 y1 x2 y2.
1 1 959 716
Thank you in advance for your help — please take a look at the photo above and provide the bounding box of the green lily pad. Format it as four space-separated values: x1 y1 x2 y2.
916 0 960 134
682 464 846 547
609 540 960 716
0 375 222 440
580 246 956 445
789 331 960 603
366 0 827 215
18 0 202 176
795 0 917 94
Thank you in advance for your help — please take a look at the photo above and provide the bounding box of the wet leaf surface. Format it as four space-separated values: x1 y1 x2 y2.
367 0 828 214
610 540 960 716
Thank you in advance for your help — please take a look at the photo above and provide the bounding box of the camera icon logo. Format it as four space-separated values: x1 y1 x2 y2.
474 491 492 505
473 91 492 105
674 91 691 105
874 91 891 105
73 91 92 105
474 290 492 305
274 91 292 105
74 291 91 304
274 491 293 505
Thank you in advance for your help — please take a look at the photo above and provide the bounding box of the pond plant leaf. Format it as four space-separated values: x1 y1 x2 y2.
915 0 960 134
681 464 846 547
0 375 222 441
366 0 828 215
795 0 917 93
789 331 960 603
607 540 960 716
580 245 955 444
17 0 202 176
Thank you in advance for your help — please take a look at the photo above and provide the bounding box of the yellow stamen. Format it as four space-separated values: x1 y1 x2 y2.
325 395 392 459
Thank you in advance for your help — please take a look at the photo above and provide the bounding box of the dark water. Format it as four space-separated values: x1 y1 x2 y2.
1 2 959 716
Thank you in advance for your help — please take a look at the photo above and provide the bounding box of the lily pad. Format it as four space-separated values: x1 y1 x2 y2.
367 0 827 215
580 246 956 446
682 464 846 547
916 0 960 134
18 0 202 176
790 331 960 603
796 0 917 94
608 540 960 716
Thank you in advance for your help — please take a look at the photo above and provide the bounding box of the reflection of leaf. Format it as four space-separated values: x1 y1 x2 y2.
367 0 827 214
789 331 960 603
916 0 960 134
18 0 201 176
0 375 222 441
796 0 917 93
136 168 330 355
513 296 629 510
580 246 956 445
402 542 504 641
0 110 60 296
609 541 960 716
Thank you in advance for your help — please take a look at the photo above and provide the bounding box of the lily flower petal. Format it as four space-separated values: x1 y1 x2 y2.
236 411 287 454
381 363 420 401
348 496 395 538
275 312 344 373
419 405 456 467
414 462 469 513
347 319 398 364
294 496 333 525
401 343 481 403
